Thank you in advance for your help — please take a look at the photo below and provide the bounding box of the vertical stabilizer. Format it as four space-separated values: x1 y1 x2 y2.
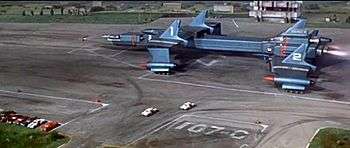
189 10 213 33
159 20 187 44
282 44 316 71
280 19 307 37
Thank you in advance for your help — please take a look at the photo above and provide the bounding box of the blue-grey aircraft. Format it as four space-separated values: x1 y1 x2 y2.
104 10 332 93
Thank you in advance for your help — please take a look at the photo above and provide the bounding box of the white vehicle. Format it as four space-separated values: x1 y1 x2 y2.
27 119 47 129
141 107 159 117
180 102 196 110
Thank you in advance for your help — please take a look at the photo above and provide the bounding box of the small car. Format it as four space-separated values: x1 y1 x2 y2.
21 117 38 127
180 102 196 110
40 121 61 132
13 115 30 125
6 114 22 124
141 107 159 117
27 119 47 129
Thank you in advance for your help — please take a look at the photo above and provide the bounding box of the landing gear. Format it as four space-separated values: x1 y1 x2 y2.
154 71 171 75
284 89 305 94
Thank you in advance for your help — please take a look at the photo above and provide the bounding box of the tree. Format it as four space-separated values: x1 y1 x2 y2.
22 10 26 16
50 8 54 15
61 7 64 15
346 16 350 23
30 10 34 16
40 9 43 15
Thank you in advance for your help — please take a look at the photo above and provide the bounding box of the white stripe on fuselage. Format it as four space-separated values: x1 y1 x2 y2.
149 40 179 45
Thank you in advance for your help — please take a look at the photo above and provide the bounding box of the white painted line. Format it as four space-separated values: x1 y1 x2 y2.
138 76 279 95
137 72 153 79
96 53 140 68
137 76 350 105
196 59 219 67
0 89 105 105
89 103 110 113
68 48 140 69
110 49 127 57
305 127 324 148
50 103 110 132
259 124 269 132
128 114 187 145
184 114 268 130
50 118 79 133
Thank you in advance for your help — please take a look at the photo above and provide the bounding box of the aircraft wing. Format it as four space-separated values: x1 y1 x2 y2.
268 43 315 92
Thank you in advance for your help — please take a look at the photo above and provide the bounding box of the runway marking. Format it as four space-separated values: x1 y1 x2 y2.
128 114 187 145
49 103 109 132
137 74 350 105
196 59 219 67
305 127 326 148
0 89 108 105
110 49 127 57
68 48 141 69
0 89 110 131
185 114 268 132
129 114 267 145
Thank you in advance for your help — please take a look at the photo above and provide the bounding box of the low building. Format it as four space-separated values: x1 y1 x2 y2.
92 1 103 7
249 1 302 23
213 5 234 13
163 2 182 11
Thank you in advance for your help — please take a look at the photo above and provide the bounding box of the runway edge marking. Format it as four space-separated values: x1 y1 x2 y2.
137 75 350 105
0 89 108 105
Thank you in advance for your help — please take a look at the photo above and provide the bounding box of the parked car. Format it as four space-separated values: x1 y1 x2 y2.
13 115 30 125
40 121 61 132
21 117 38 127
27 119 47 129
6 114 22 124
141 107 159 117
179 102 196 110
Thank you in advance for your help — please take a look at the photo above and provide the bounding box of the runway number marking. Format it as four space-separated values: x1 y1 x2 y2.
130 115 266 148
172 121 250 140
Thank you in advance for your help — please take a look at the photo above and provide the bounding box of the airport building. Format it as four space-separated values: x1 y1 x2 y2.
249 1 303 23
163 2 182 11
213 4 234 13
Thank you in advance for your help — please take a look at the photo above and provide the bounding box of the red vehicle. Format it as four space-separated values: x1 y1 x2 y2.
40 121 61 132
14 115 29 125
6 114 20 124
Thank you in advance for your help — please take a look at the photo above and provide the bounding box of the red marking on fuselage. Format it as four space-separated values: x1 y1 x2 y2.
280 37 288 57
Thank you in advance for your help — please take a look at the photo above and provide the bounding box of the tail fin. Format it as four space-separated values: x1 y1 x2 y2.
282 44 316 71
159 20 187 44
189 10 213 33
280 19 307 37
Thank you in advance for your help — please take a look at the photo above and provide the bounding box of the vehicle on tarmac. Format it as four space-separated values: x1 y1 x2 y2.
40 121 61 132
141 107 159 117
13 115 30 125
180 102 196 110
6 114 22 124
27 119 47 129
21 117 38 127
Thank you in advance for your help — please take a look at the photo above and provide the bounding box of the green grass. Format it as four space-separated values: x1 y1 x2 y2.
0 12 163 24
309 128 350 148
0 123 69 148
